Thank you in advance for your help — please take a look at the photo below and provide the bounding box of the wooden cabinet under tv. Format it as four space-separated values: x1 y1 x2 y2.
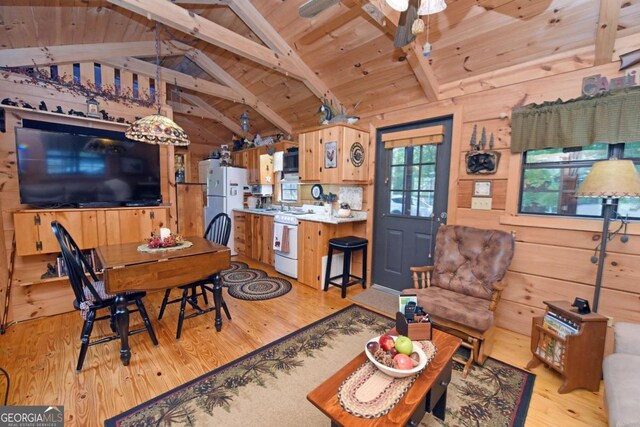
14 206 170 256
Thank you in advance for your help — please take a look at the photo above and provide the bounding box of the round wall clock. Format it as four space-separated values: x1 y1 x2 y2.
350 142 365 167
311 184 324 200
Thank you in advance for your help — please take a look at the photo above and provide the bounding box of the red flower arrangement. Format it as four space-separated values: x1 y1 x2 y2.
146 232 184 249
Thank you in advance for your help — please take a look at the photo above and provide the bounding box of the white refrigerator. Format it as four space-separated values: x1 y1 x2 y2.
199 159 247 255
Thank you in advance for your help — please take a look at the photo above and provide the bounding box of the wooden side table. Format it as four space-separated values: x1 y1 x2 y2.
527 300 607 393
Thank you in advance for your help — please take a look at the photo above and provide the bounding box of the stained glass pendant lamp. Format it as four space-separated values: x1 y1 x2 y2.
125 23 190 146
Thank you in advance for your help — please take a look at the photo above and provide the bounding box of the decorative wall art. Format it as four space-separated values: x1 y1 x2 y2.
465 125 500 174
350 142 365 167
325 141 337 169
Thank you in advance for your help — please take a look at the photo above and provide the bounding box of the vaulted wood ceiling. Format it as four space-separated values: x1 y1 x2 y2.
1 0 639 146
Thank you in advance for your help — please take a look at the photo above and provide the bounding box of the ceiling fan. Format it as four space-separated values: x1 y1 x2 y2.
299 0 442 48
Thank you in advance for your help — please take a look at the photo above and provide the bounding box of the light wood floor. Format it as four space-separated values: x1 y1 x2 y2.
0 256 607 426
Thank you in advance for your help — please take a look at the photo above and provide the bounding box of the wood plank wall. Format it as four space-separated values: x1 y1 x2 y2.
359 59 640 337
0 63 182 324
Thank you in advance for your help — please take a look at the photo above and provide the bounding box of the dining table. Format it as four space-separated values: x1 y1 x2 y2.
95 236 231 366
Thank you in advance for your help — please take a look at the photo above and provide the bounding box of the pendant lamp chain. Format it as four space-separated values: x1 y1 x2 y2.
154 22 161 114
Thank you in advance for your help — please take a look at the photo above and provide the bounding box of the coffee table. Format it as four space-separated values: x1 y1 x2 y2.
307 329 461 426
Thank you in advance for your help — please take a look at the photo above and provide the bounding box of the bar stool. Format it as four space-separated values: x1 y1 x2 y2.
324 236 368 298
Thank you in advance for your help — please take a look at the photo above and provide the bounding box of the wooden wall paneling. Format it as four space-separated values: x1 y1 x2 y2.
457 179 507 210
104 210 122 245
176 185 205 237
494 299 546 336
455 208 506 230
9 281 75 322
101 64 115 89
120 70 134 98
461 120 511 151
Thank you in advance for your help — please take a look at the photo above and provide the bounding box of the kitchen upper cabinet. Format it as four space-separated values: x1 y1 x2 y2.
299 131 320 182
298 124 369 184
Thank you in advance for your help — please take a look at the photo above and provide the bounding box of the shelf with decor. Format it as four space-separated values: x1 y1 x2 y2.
526 300 607 394
1 104 130 129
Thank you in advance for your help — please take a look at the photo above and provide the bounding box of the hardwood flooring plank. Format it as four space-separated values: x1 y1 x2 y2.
0 255 606 426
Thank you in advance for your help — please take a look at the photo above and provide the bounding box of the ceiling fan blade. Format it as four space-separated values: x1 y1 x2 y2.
393 0 418 48
299 0 341 18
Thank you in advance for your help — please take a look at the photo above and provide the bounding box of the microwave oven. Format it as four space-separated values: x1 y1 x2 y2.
283 150 299 174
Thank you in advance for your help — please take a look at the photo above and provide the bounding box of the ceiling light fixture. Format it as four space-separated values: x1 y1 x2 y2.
240 112 250 132
386 0 409 12
417 0 447 15
125 23 190 146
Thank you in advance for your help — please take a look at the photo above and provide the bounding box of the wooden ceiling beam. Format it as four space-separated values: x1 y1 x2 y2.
594 0 623 65
353 0 440 101
228 0 343 110
171 0 229 4
102 56 246 104
185 49 292 134
170 96 250 138
177 115 226 143
106 0 305 80
0 40 189 68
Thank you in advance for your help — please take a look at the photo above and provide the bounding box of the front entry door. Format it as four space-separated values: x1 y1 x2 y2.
372 117 453 292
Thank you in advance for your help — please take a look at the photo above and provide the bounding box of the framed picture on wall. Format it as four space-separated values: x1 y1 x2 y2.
325 141 337 169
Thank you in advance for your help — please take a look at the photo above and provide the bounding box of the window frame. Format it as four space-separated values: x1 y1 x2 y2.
518 142 640 220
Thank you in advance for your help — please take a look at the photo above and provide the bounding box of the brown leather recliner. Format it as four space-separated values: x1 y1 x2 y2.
404 224 515 376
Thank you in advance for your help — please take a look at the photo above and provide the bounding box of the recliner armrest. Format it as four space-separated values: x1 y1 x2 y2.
615 322 640 356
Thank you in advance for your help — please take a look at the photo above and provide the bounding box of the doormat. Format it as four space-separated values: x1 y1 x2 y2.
221 261 292 301
105 305 535 427
349 287 398 316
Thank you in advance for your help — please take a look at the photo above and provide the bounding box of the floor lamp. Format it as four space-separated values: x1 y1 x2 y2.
575 159 640 312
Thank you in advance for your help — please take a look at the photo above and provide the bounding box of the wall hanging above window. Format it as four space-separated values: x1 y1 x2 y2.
511 85 640 153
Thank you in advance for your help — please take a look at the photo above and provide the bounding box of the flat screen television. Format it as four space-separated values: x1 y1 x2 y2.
16 120 162 207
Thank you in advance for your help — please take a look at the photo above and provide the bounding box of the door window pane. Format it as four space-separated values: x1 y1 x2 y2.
390 166 405 190
419 165 435 190
390 192 404 214
421 145 437 163
391 148 405 165
386 137 438 217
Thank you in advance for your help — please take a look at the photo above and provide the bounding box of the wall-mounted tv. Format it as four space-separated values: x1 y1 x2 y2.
16 120 161 208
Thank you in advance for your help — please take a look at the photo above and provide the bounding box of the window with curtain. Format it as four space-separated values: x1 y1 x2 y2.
513 85 640 219
520 142 640 218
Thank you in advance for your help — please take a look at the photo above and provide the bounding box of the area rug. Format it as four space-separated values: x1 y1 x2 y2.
220 261 292 301
105 305 534 427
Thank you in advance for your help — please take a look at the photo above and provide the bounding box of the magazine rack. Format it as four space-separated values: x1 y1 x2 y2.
527 300 607 393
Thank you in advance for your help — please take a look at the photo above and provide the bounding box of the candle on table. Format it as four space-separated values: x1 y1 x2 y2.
160 227 171 239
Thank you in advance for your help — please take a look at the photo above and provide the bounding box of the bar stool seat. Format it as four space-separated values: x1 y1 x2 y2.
324 236 368 298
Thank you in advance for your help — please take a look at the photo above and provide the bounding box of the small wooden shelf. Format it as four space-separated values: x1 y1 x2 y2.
527 300 607 394
1 104 129 129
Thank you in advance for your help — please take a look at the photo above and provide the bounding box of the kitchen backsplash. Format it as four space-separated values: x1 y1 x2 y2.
298 184 364 210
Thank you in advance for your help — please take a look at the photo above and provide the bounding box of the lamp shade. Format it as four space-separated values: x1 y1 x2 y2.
386 0 409 12
125 114 191 146
418 0 447 15
576 159 640 198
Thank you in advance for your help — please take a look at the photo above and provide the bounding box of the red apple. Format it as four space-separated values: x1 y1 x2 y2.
394 353 414 370
379 335 395 352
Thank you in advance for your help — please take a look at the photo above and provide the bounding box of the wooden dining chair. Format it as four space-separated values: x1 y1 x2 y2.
158 212 232 339
51 221 158 371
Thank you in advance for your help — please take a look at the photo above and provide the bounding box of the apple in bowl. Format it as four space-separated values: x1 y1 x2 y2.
364 335 427 378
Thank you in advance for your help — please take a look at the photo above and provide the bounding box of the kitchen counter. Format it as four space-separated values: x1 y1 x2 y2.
233 208 367 224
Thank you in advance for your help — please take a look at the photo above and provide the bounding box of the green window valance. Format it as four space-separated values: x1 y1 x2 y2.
511 85 640 153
